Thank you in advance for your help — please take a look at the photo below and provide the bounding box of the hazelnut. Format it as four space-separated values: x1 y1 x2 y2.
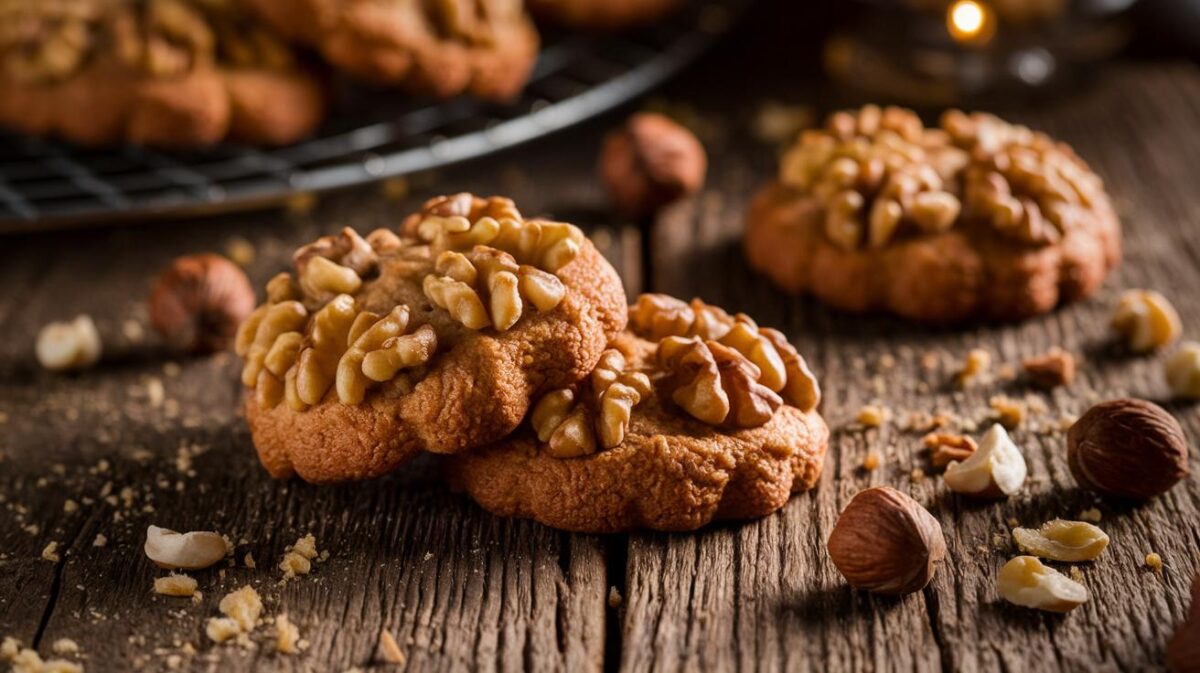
1167 573 1200 673
1011 519 1109 562
1067 398 1189 500
149 254 255 354
826 486 946 595
144 525 228 570
599 112 706 218
944 424 1027 498
996 556 1088 613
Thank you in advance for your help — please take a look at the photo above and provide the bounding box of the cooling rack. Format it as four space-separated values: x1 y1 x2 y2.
0 0 746 232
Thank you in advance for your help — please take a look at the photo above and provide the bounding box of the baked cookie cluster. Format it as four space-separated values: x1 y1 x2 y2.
0 0 326 147
746 105 1121 323
236 193 829 532
526 0 684 30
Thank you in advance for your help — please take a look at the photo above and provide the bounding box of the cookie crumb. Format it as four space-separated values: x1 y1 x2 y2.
154 574 198 598
206 586 262 643
955 349 991 386
910 468 926 483
50 639 78 656
92 534 107 548
280 534 320 579
988 396 1024 429
1079 508 1102 522
244 552 256 569
1145 553 1163 571
377 630 405 665
861 452 881 472
42 542 60 563
607 586 623 608
275 614 304 655
62 500 78 514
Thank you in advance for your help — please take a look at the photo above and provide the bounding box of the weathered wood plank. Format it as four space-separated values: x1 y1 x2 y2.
623 63 1200 673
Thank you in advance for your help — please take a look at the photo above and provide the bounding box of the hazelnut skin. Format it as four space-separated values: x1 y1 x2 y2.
599 112 706 218
1167 573 1200 673
827 486 946 595
149 253 255 354
1067 398 1190 500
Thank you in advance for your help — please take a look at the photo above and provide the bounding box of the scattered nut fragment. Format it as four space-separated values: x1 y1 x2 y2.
377 629 406 665
997 556 1088 613
144 525 228 570
1012 520 1109 562
944 424 1027 498
1166 573 1200 673
149 254 255 354
36 315 101 372
1021 348 1075 388
923 432 977 468
955 348 991 386
50 639 78 656
856 404 889 428
988 395 1024 429
599 112 707 218
1166 341 1200 399
1078 508 1102 523
861 452 881 471
154 573 198 597
41 542 60 563
1067 398 1189 500
1111 289 1181 353
1146 553 1164 571
826 486 946 595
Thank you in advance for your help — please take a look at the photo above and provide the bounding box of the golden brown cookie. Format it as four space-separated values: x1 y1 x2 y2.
445 294 829 532
237 193 627 483
0 0 326 148
527 0 683 30
744 106 1121 324
246 0 539 101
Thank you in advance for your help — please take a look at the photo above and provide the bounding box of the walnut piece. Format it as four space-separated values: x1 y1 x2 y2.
657 336 783 428
1111 289 1181 353
1021 347 1076 388
530 349 651 457
423 247 566 331
923 432 977 468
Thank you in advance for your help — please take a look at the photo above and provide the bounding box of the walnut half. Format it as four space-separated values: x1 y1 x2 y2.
423 246 566 331
656 337 782 428
530 349 651 458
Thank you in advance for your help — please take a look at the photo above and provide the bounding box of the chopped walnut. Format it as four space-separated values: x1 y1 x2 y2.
923 432 977 468
423 247 566 331
1021 348 1075 388
530 349 651 457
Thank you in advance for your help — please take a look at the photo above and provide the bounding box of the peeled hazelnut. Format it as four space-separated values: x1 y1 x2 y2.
996 556 1088 613
1167 573 1200 673
826 486 946 595
1165 341 1200 399
1012 519 1109 562
599 112 706 218
144 525 228 570
944 424 1027 498
36 315 101 372
1111 289 1181 353
149 254 255 354
1067 398 1189 500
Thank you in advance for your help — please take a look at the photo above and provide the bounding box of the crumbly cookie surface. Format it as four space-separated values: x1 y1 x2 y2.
246 0 539 101
0 0 326 148
744 106 1121 324
527 0 683 30
239 194 627 483
445 295 829 533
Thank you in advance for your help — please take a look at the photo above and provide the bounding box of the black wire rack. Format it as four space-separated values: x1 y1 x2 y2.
0 0 747 232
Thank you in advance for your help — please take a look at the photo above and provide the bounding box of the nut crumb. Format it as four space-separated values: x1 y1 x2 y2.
42 542 60 563
92 534 107 547
244 552 256 569
955 349 991 386
1069 567 1084 583
62 500 78 513
225 237 256 267
377 630 405 665
988 395 1024 429
923 432 977 468
1079 508 1102 522
861 452 881 471
856 404 890 428
607 586 623 608
1146 553 1163 571
50 639 78 656
275 613 304 655
1022 348 1075 388
910 468 926 483
154 574 198 598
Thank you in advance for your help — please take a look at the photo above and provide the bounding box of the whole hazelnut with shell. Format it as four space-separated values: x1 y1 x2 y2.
1167 573 1200 673
599 112 707 218
149 253 255 354
827 486 946 595
1067 398 1190 500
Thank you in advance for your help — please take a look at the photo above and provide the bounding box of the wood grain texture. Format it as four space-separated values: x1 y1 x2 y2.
1 22 1198 673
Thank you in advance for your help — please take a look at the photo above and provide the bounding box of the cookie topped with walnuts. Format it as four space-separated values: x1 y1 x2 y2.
745 105 1121 323
237 193 627 483
444 294 829 533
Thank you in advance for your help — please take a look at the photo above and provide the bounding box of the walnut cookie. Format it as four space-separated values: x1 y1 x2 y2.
245 0 539 101
237 193 627 483
0 0 326 148
744 106 1121 324
445 294 829 533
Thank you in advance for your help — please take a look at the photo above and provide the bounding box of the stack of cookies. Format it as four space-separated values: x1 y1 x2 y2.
235 193 829 532
0 0 689 148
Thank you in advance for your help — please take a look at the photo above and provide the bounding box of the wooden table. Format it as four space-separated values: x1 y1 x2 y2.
2 5 1198 670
